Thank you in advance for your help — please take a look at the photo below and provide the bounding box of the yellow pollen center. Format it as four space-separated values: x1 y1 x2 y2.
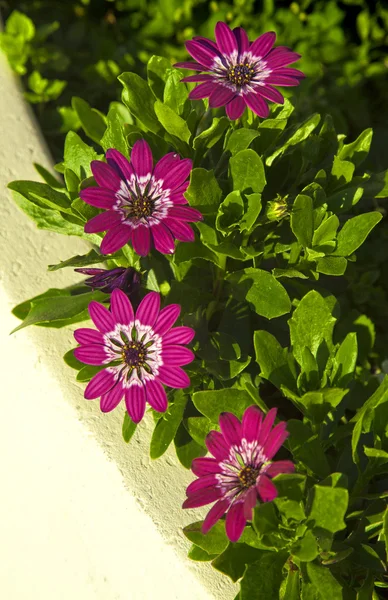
227 62 255 86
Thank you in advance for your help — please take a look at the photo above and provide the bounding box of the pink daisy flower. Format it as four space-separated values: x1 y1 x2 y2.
176 21 304 120
183 406 294 542
80 140 202 256
73 289 195 423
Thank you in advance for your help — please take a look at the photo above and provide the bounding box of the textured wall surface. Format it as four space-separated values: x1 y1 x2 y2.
0 54 237 600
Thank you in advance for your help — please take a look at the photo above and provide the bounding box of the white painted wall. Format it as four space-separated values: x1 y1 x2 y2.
0 54 237 600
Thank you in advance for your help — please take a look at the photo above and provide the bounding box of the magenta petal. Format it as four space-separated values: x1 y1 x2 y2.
74 328 104 345
100 381 124 413
215 21 238 58
157 366 190 388
168 206 202 222
162 345 194 366
192 36 218 51
192 457 220 477
243 487 258 521
164 218 195 242
74 345 109 366
163 326 195 345
257 474 278 502
106 148 134 181
254 84 284 105
91 160 122 191
244 92 269 118
88 300 115 333
263 422 289 460
161 159 192 190
225 96 246 120
125 383 146 423
186 474 218 496
249 31 276 59
132 225 151 256
202 498 230 534
272 67 305 79
225 501 246 542
136 291 160 327
80 188 117 209
110 288 134 325
205 430 229 460
265 460 295 478
85 368 117 400
242 405 263 442
185 40 220 69
168 192 187 205
265 75 302 87
181 74 214 83
144 378 168 413
257 407 277 447
266 48 302 68
84 210 122 234
151 222 175 254
100 224 132 255
209 85 236 109
153 152 181 181
174 61 206 71
189 81 217 100
219 412 242 447
153 304 181 335
233 27 249 56
130 139 153 180
182 486 222 509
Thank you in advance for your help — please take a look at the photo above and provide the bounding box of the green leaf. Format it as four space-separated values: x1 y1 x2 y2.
283 569 300 600
100 104 129 157
266 114 321 166
216 191 244 233
253 502 280 535
119 72 160 133
48 249 105 271
305 563 343 600
192 389 253 422
225 128 260 155
307 473 348 534
211 543 262 582
163 69 188 115
147 55 172 100
154 100 191 143
333 212 382 257
63 131 99 180
287 420 330 478
384 507 388 562
183 520 228 555
226 268 291 319
72 97 106 144
289 290 336 367
185 168 222 214
331 332 358 386
122 413 137 443
331 156 355 187
8 180 72 214
299 388 348 422
150 391 187 459
34 163 64 189
193 117 229 151
240 193 262 232
339 128 372 167
230 149 266 194
291 194 313 248
291 530 319 562
312 215 339 247
254 118 288 155
274 474 306 522
352 377 388 464
240 551 288 600
188 545 216 562
316 256 347 276
174 423 206 468
186 416 213 447
254 330 296 392
6 10 35 40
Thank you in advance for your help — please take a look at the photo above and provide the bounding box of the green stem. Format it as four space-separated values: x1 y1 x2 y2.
206 255 227 322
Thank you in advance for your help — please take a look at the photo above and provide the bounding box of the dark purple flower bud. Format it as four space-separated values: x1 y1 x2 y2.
75 267 141 305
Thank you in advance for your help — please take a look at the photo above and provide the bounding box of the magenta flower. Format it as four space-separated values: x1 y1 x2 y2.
75 267 141 300
73 289 195 423
183 406 294 542
80 140 202 256
176 22 304 120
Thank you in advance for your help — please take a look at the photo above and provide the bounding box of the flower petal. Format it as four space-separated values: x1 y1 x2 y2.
242 405 263 443
265 460 295 478
157 366 190 388
161 159 193 190
266 48 302 68
80 188 117 209
225 96 246 120
225 501 246 542
257 408 277 447
84 210 122 234
233 27 249 57
192 457 220 477
88 300 115 333
132 224 151 257
263 422 289 461
182 486 222 509
256 474 278 502
243 486 258 521
164 218 195 242
168 206 202 222
249 31 276 59
215 21 238 58
163 326 195 345
100 223 132 255
74 328 104 345
186 474 218 496
151 222 176 254
153 304 181 335
271 67 305 79
91 160 122 191
162 345 195 366
202 498 230 534
186 40 220 69
205 430 229 460
153 152 181 181
254 83 284 105
135 291 160 327
145 378 168 413
219 412 242 448
130 139 153 179
244 92 269 118
189 81 217 100
100 381 124 412
85 368 117 399
110 288 134 325
74 345 110 366
209 85 236 109
174 61 206 71
106 148 134 181
125 382 146 423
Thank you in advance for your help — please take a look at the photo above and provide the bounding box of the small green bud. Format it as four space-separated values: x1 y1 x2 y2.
265 197 289 221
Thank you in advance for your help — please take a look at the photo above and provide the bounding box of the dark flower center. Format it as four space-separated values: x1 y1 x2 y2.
238 465 259 488
130 195 154 219
122 341 147 369
227 62 255 86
